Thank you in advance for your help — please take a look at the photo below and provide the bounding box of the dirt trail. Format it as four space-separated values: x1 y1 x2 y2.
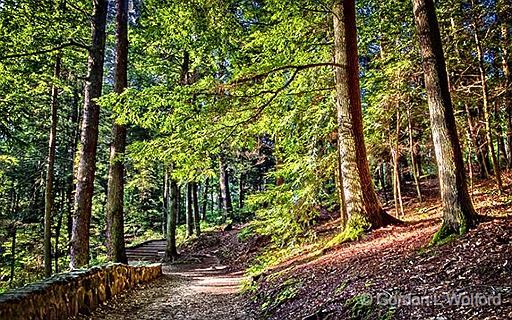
80 255 254 320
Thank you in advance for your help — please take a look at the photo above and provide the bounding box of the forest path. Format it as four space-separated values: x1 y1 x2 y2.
79 255 254 320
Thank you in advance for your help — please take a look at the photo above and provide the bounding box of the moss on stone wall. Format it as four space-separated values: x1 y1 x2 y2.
0 263 162 320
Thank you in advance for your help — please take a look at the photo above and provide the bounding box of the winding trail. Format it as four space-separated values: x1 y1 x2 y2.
80 255 254 320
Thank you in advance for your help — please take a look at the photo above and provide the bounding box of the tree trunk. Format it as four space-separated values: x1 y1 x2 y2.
412 0 477 241
219 154 233 221
392 108 404 216
239 173 244 210
464 103 490 178
105 0 129 264
9 225 16 286
201 177 209 221
335 139 348 226
186 183 194 237
497 0 512 166
466 128 475 192
192 182 201 236
495 101 508 167
332 0 397 234
70 0 108 269
162 167 169 236
165 175 178 261
473 16 504 194
407 107 423 202
55 187 65 273
44 54 61 277
177 185 182 225
210 182 215 216
67 87 80 253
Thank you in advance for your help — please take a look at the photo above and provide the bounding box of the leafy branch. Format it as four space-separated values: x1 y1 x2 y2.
0 41 90 61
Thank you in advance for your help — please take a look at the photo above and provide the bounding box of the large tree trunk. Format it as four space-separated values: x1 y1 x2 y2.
106 0 129 264
70 0 108 269
219 154 233 221
332 0 397 234
186 183 194 237
412 0 477 241
192 182 201 236
44 54 61 277
165 174 178 261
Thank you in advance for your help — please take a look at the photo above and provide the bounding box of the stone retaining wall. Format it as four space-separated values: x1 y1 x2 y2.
0 263 162 320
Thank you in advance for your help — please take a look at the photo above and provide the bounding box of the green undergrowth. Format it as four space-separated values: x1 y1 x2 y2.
237 224 256 242
261 278 303 313
242 235 328 292
242 214 373 293
345 293 395 320
324 214 371 249
430 220 469 246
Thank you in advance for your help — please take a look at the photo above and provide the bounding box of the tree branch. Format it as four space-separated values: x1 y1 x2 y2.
230 62 343 86
217 68 303 145
0 41 90 61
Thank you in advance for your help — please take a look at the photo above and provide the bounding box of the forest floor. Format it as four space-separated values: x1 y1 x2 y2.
246 175 512 320
80 174 511 320
77 251 256 320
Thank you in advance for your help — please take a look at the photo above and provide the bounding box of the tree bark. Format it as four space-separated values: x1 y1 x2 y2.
54 187 65 273
192 182 201 236
70 0 108 269
165 174 178 261
407 107 422 202
332 0 397 233
162 167 169 236
44 53 61 277
219 154 233 221
335 139 348 226
9 225 16 286
239 173 245 210
106 0 129 264
201 177 209 221
412 0 477 241
67 86 80 253
392 109 404 216
186 183 194 237
177 185 182 225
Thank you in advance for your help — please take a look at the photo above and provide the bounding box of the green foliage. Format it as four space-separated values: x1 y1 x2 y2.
261 278 303 312
0 0 508 303
345 293 373 320
325 214 371 249
430 222 466 246
237 224 256 242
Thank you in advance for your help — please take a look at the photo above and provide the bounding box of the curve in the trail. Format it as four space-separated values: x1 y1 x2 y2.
79 255 254 320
